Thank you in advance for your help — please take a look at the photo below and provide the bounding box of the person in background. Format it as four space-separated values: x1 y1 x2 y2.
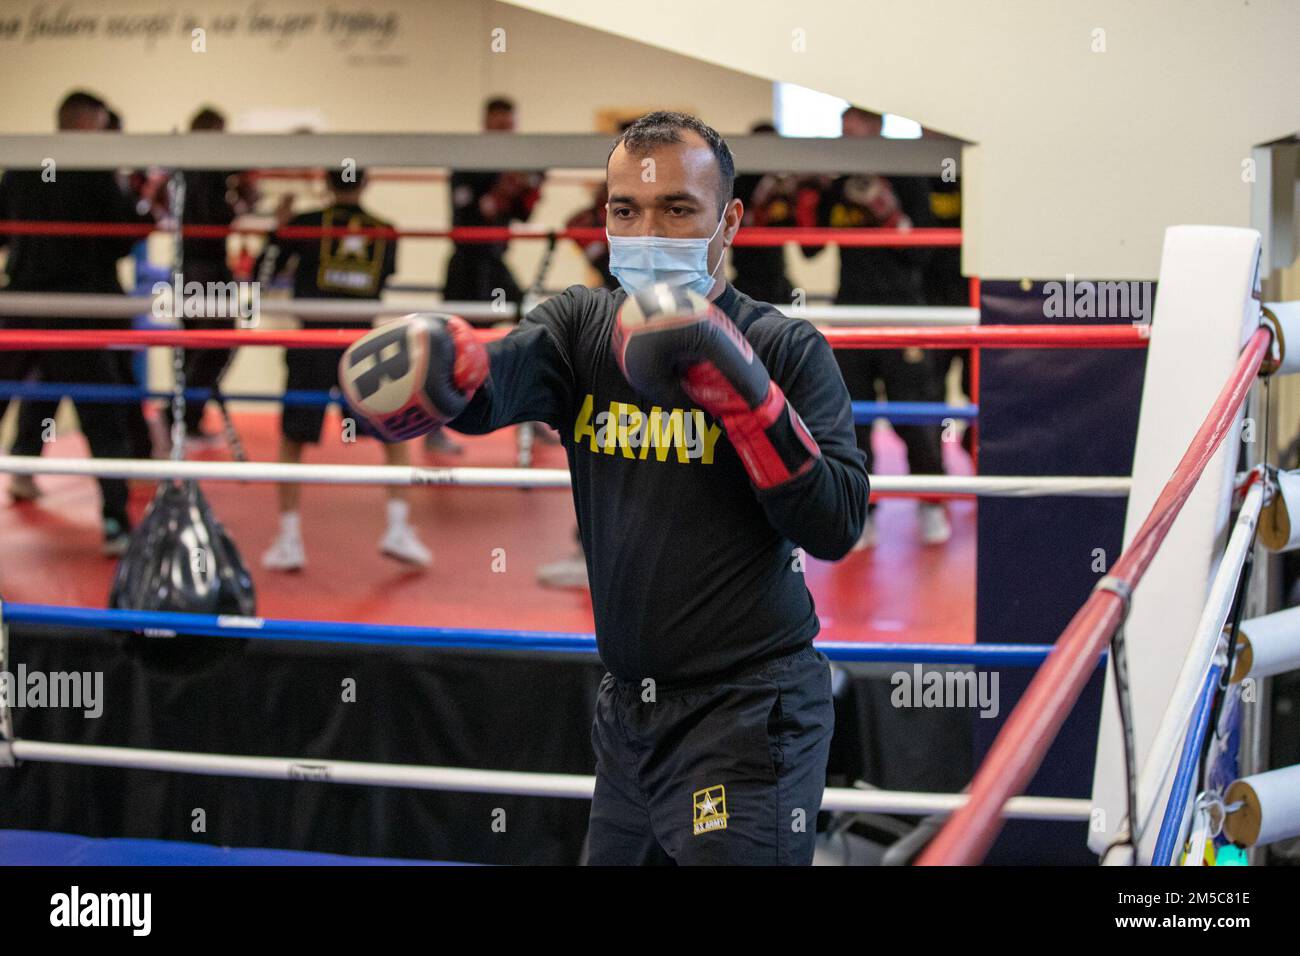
258 169 431 571
564 181 616 291
813 105 950 549
442 97 542 303
923 169 974 457
435 97 543 456
534 180 617 590
8 105 155 474
729 121 818 307
0 90 145 553
161 106 260 446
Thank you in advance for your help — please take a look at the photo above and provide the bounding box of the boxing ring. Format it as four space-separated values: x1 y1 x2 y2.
1 131 1298 865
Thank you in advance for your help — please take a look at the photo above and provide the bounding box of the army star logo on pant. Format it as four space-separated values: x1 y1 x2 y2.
692 785 728 835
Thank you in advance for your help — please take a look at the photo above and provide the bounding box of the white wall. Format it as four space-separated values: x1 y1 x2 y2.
0 0 821 407
0 0 782 290
503 0 1300 280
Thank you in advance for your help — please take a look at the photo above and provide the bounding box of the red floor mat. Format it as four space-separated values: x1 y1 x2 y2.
0 411 974 645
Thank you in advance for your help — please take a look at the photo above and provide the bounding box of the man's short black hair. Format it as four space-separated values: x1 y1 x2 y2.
327 168 366 192
190 107 225 131
842 105 883 123
484 96 515 114
57 90 105 126
608 111 734 215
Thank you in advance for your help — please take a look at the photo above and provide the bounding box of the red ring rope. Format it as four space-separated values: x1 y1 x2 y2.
915 326 1271 866
0 326 1147 352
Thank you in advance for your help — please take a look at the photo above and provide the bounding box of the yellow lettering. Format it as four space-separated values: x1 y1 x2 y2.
603 402 622 454
573 393 596 451
572 394 719 466
619 407 643 459
694 411 723 464
641 407 689 463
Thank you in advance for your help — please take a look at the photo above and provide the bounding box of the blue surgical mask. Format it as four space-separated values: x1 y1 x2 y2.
606 213 726 297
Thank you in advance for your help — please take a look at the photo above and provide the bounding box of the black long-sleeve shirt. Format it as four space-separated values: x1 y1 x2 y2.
256 203 397 302
816 174 934 305
180 169 238 274
0 169 143 296
451 282 869 685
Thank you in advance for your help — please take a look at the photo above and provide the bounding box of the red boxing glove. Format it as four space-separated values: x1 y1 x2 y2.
613 285 821 490
339 313 488 441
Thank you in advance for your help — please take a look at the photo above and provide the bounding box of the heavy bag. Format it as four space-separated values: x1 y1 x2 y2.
109 479 255 616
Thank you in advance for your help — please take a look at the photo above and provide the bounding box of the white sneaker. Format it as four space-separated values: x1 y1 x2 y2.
380 523 432 566
536 551 589 589
262 532 306 571
9 474 41 501
423 428 464 455
851 513 878 552
919 503 952 545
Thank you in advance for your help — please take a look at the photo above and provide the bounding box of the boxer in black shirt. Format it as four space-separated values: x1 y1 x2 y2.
340 113 869 865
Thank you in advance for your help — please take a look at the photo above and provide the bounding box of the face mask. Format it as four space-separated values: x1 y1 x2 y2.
606 212 726 297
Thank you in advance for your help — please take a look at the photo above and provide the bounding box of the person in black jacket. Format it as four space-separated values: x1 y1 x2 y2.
441 97 541 304
340 112 869 865
159 106 257 445
257 169 431 572
729 121 822 307
8 105 154 474
0 90 149 554
812 106 950 549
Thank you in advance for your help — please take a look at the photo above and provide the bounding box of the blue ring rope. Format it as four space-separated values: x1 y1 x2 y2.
0 381 975 425
0 381 341 408
1150 661 1225 865
3 602 1067 666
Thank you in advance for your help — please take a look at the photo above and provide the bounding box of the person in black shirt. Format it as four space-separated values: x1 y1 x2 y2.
729 121 813 307
0 90 146 553
442 97 541 304
257 169 431 572
923 173 974 455
533 182 618 591
564 182 616 292
814 106 950 549
340 112 869 865
9 105 154 471
160 106 257 444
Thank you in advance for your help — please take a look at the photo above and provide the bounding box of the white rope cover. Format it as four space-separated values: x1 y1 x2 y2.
8 739 1090 821
0 292 508 322
0 456 1131 497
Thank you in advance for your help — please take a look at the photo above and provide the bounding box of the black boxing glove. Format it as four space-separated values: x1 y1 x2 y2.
339 313 488 442
612 284 820 490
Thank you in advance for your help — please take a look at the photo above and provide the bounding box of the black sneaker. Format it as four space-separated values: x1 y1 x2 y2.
102 517 132 557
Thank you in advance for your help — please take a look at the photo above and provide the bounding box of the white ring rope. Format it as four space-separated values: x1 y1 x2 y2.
790 305 978 326
0 292 508 323
0 456 1131 496
0 132 955 177
0 291 976 327
1101 480 1264 866
6 739 1090 821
